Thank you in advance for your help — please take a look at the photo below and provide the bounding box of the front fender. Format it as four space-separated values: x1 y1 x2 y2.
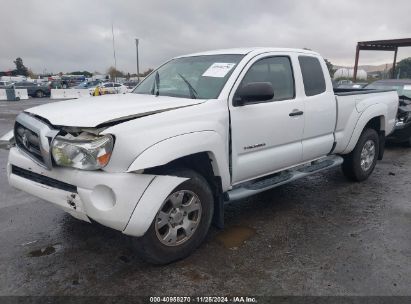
123 175 188 237
127 131 231 191
342 104 388 154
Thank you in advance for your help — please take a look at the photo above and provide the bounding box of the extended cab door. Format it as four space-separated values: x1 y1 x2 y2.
297 55 336 161
229 54 304 184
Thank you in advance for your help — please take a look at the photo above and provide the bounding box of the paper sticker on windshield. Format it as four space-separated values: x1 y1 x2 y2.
403 85 411 90
202 63 236 78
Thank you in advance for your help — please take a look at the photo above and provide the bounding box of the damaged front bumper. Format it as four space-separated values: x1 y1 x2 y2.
7 147 187 237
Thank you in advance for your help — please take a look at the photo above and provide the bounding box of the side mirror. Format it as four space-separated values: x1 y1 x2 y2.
234 82 274 106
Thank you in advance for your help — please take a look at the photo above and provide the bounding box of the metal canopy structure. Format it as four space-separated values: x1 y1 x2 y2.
353 38 411 81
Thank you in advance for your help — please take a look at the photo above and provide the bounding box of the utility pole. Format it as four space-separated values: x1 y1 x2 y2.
111 23 117 82
135 38 140 82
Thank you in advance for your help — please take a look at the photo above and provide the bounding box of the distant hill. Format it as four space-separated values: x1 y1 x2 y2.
334 63 392 73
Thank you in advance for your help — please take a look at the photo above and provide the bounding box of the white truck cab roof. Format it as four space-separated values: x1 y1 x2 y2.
178 47 320 58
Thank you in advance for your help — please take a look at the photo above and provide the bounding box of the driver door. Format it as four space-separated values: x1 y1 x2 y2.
229 54 304 184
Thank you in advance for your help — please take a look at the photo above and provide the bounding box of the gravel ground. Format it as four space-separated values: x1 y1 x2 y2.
0 97 410 296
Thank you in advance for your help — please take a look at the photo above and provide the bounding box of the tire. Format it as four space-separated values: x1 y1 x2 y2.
342 128 379 182
35 90 44 98
133 168 214 264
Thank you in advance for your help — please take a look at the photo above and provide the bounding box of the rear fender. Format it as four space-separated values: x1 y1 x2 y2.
342 104 386 154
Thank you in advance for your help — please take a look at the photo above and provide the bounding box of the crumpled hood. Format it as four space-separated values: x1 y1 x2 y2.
26 94 205 127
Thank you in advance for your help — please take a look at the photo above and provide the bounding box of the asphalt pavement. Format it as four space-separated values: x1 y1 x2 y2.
0 98 410 296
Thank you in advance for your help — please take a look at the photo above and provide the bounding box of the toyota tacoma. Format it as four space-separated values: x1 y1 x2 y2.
1 48 398 264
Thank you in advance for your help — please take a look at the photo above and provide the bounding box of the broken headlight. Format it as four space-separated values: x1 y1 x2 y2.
51 134 114 170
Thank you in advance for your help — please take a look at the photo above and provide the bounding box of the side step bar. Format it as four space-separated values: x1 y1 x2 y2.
227 155 344 202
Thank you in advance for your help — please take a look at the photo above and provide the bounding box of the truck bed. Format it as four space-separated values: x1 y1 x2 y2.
333 89 398 154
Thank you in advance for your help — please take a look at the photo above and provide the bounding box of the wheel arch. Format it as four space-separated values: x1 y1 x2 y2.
127 131 230 191
343 104 387 156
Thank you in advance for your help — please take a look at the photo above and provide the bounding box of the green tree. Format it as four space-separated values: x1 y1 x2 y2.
14 57 29 76
391 57 411 78
69 70 93 78
324 59 335 78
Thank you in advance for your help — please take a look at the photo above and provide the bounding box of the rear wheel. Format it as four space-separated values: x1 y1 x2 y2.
342 128 379 182
133 168 214 264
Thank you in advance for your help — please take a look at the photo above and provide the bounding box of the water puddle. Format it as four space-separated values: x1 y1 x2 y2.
216 226 256 249
28 244 62 257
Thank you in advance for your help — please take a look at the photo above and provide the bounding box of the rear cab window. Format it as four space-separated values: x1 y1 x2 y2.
298 56 326 96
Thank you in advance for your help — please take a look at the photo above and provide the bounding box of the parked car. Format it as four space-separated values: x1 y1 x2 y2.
365 79 411 98
123 81 139 91
0 80 14 88
61 75 86 88
74 80 103 94
49 80 67 89
1 48 398 264
365 79 411 146
13 81 50 98
99 82 128 94
0 75 27 82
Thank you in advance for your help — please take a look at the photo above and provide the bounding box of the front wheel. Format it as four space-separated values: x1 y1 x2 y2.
133 168 214 264
342 128 380 182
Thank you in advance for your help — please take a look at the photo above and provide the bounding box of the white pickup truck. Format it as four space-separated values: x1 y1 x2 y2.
1 48 398 264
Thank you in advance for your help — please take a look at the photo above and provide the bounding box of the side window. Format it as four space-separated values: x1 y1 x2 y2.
239 56 295 101
298 56 326 96
114 83 121 87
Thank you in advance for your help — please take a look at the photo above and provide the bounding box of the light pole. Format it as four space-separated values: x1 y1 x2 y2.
111 23 117 82
135 38 140 82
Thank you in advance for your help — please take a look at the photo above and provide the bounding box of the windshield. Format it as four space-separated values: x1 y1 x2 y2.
133 54 244 99
366 82 411 98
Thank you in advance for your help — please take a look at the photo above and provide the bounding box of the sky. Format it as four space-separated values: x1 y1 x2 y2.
1 0 411 74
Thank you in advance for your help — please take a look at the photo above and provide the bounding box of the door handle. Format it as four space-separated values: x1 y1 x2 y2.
289 110 304 117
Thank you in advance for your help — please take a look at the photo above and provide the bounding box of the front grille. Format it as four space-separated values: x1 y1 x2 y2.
14 112 59 169
14 122 44 164
12 165 77 193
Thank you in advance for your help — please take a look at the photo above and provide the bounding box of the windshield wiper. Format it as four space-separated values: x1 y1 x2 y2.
178 73 198 99
150 71 160 96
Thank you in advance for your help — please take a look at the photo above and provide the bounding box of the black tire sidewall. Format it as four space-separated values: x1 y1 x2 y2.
351 129 379 181
36 90 44 98
134 169 214 264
